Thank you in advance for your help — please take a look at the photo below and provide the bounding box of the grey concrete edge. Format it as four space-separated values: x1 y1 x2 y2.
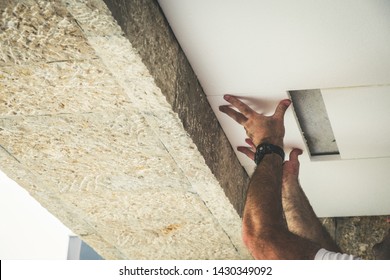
102 0 250 217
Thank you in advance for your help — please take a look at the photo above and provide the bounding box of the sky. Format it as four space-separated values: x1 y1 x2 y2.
0 169 73 260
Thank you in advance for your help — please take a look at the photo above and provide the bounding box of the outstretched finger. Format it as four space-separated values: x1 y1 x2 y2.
273 99 291 120
219 105 247 124
237 146 255 160
223 95 255 118
245 138 256 150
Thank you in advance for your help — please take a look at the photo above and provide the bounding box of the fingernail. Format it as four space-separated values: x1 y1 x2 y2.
224 94 231 100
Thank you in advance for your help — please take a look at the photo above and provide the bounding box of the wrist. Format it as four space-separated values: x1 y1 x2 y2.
254 143 285 165
283 174 299 183
254 137 283 148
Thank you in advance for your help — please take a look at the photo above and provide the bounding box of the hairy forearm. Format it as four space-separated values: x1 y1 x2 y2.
282 177 319 228
242 154 321 259
243 154 287 234
282 177 341 252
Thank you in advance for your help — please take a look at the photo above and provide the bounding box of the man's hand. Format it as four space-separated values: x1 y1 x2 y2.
236 137 303 181
283 148 302 178
219 95 291 147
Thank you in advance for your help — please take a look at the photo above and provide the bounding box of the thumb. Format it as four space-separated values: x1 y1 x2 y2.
289 148 303 162
273 99 291 120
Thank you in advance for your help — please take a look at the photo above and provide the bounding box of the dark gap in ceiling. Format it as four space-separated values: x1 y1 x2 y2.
289 89 339 156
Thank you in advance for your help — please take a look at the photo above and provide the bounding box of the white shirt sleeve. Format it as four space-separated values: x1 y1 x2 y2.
314 248 360 260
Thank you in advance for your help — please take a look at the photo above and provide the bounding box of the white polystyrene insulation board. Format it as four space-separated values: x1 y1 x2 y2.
158 0 390 95
322 86 390 159
299 157 390 217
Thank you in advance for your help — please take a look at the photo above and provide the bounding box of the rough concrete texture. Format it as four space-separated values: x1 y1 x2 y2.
319 216 390 259
0 0 251 259
103 0 250 216
335 216 390 260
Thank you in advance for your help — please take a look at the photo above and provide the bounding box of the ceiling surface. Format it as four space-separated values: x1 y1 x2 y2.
158 0 390 217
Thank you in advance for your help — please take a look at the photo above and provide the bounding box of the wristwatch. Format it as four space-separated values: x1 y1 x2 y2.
254 143 285 165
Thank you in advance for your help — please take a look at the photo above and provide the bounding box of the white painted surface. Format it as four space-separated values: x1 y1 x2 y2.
322 86 390 159
159 0 390 216
159 0 390 95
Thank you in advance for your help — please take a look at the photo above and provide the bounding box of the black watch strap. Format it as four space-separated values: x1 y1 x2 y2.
254 143 285 165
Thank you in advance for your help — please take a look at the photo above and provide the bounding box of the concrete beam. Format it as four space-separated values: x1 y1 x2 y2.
103 0 250 216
